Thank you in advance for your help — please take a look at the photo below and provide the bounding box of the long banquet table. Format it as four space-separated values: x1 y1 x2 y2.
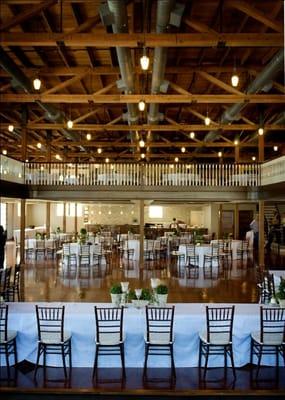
2 302 280 369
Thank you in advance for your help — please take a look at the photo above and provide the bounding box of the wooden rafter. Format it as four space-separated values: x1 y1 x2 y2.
0 33 282 47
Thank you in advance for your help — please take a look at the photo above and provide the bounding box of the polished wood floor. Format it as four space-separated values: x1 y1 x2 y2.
5 242 285 303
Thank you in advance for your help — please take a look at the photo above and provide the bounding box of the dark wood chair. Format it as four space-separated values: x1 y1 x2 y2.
185 244 199 278
144 306 175 378
93 306 125 379
0 267 12 302
250 306 285 378
199 306 236 379
6 264 21 302
0 304 17 378
34 305 72 381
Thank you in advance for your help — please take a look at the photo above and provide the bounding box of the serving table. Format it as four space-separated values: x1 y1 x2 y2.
2 302 280 369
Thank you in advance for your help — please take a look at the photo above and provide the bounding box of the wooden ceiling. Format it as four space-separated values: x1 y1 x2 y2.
0 0 284 163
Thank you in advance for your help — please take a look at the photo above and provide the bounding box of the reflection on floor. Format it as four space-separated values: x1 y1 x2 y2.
1 363 285 395
20 250 285 303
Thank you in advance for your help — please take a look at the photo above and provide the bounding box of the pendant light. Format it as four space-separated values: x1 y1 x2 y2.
33 77 41 90
140 48 150 71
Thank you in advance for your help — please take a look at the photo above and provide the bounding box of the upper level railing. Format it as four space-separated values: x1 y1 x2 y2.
21 162 261 187
260 155 285 186
0 155 24 184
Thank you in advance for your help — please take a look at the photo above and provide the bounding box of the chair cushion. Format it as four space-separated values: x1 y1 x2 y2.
0 330 17 343
251 331 284 346
199 330 231 345
39 331 71 344
96 332 124 345
144 332 174 345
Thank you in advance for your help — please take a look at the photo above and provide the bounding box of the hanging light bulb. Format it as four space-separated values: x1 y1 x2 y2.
33 77 41 90
36 142 42 149
67 119 73 129
231 73 239 87
8 124 14 132
258 127 264 136
138 100 145 111
139 139 145 148
55 154 61 160
190 131 195 139
86 133 92 140
140 48 150 71
252 156 256 161
218 151 222 157
234 139 239 146
97 148 102 154
105 157 109 163
174 157 179 162
2 149 7 155
181 147 186 153
273 146 278 151
204 115 211 126
141 153 145 159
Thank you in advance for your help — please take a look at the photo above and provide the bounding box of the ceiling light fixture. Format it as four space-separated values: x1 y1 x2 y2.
218 151 222 157
33 77 41 90
234 139 239 146
86 133 92 141
258 127 264 136
8 124 14 132
55 154 61 160
141 153 145 159
174 157 179 162
36 142 42 149
204 114 211 126
105 157 109 163
273 146 278 151
2 149 7 155
139 139 145 148
181 147 186 153
231 57 239 87
252 156 256 161
67 119 73 129
138 100 146 111
97 148 102 154
140 48 150 71
190 131 195 139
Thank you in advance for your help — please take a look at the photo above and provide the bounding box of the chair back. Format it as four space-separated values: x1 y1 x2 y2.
0 304 8 342
94 306 124 343
206 306 235 344
260 306 285 344
1 267 12 293
186 244 196 257
35 305 65 342
145 306 175 343
80 244 90 255
62 243 70 255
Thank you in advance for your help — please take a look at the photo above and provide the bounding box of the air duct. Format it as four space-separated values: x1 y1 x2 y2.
101 1 139 126
201 49 284 145
0 48 86 151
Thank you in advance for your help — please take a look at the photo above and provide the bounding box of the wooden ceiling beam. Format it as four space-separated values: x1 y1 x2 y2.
1 94 284 104
0 33 282 47
4 123 284 131
227 0 283 33
42 69 90 95
197 71 243 95
0 0 57 32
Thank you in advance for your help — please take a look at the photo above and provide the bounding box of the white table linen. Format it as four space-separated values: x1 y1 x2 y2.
3 302 280 369
178 244 217 268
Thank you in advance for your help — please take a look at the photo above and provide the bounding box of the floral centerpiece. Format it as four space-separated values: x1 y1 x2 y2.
276 278 285 307
156 284 168 305
110 283 122 306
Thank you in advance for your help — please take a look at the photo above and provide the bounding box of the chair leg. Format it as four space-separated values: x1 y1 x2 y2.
62 344 67 379
68 340 72 373
34 344 41 379
256 344 263 379
13 338 18 365
229 345 236 379
92 345 99 378
43 345 47 382
143 343 149 376
203 345 209 379
198 339 202 369
170 344 176 379
120 343 126 379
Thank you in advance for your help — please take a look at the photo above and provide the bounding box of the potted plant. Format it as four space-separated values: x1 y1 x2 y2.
156 284 168 306
276 278 285 308
110 283 122 306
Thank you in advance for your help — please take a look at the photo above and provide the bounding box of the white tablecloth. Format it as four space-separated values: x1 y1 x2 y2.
210 240 243 260
178 244 217 268
3 302 279 369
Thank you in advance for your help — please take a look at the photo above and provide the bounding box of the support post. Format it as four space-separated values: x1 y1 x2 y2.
258 200 265 268
234 203 239 239
139 200 144 268
63 202 66 232
46 202 50 238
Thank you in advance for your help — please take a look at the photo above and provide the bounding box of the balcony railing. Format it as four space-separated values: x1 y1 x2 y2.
22 162 261 187
0 155 24 184
261 155 285 186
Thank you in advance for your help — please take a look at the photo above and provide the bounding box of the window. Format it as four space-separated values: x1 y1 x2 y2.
149 206 163 219
0 202 6 230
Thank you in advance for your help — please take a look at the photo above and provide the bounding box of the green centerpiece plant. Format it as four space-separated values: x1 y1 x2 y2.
156 284 168 306
110 283 122 306
276 278 285 307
